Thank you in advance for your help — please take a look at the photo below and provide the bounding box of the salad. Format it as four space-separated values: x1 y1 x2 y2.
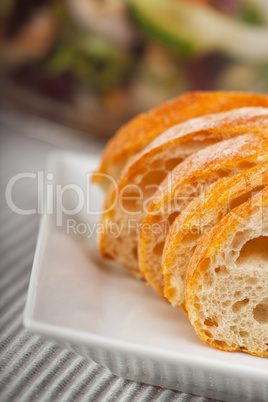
1 0 268 136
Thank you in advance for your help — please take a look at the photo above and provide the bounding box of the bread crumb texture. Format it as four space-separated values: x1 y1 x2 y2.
186 187 268 357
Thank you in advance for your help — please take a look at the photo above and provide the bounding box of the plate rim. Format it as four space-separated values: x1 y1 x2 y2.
23 149 268 385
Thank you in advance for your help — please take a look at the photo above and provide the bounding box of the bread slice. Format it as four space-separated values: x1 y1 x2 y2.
93 91 268 188
185 186 268 357
162 163 268 312
139 133 268 291
99 110 268 277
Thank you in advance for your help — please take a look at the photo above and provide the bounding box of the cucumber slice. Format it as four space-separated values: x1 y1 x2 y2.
128 0 197 55
128 0 268 61
240 0 268 24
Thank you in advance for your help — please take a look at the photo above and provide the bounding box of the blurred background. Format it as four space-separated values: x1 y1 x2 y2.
1 0 268 137
2 3 268 400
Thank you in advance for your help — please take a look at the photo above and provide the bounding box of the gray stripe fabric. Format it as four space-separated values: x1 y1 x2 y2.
0 110 219 402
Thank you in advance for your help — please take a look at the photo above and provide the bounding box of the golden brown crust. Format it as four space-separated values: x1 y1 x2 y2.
117 109 268 193
151 132 268 210
94 91 268 185
139 133 268 292
185 187 268 357
99 111 268 276
163 163 268 308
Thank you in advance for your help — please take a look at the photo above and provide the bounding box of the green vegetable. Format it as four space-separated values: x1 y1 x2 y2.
128 0 197 55
45 34 133 90
239 4 264 25
128 0 268 62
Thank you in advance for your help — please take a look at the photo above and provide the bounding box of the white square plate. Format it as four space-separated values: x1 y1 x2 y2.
24 151 268 402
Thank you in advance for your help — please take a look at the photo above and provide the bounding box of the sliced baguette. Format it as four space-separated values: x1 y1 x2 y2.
186 186 268 357
139 133 268 292
162 163 268 311
99 110 268 277
93 91 268 188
